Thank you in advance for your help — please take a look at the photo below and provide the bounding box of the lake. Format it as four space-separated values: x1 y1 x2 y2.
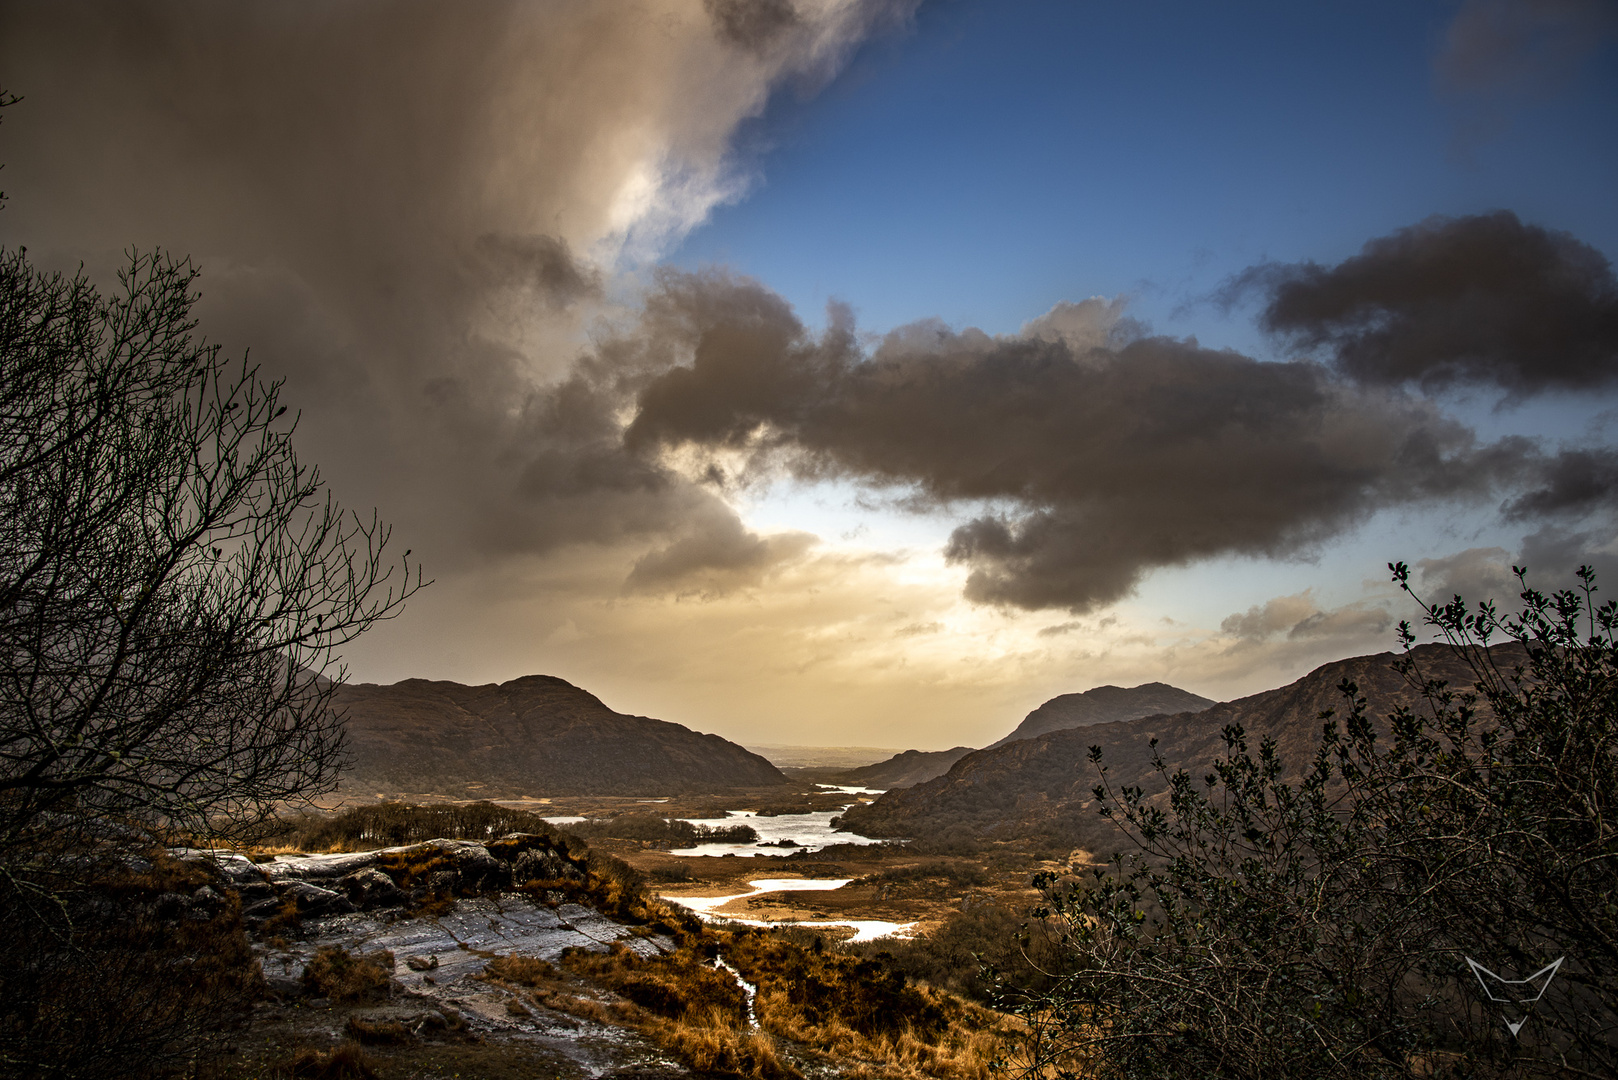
545 784 892 857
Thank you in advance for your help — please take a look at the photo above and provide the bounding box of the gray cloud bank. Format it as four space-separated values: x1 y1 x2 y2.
1439 0 1618 97
1435 0 1618 149
592 242 1611 611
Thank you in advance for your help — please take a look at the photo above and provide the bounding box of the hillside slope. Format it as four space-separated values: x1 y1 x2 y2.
987 682 1216 748
831 747 976 789
839 643 1520 852
825 684 1215 791
335 674 789 798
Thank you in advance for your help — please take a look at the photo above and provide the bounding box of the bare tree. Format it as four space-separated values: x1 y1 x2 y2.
0 243 423 867
0 92 423 1079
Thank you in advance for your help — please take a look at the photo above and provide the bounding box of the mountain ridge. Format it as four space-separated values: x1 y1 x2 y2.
987 681 1217 748
832 746 977 789
826 682 1217 791
838 642 1523 851
335 673 789 798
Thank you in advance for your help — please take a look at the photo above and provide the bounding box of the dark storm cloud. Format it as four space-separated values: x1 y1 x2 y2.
0 0 912 590
614 269 1553 612
1503 447 1618 520
7 2 1612 617
1241 212 1618 397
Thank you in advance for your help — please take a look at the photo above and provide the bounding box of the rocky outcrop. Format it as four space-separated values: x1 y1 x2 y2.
334 674 790 798
169 837 684 1075
174 833 592 926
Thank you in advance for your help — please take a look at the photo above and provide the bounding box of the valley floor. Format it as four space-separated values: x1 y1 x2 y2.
187 791 1041 1079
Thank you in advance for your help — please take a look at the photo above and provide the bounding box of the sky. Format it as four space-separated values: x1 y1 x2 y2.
2 0 1616 750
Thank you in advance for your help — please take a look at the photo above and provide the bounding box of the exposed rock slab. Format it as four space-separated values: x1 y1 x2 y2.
175 836 685 1077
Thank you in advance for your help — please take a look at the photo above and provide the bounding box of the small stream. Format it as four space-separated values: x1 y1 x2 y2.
714 955 758 1027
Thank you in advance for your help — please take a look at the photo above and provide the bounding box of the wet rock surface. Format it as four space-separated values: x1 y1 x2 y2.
172 836 692 1078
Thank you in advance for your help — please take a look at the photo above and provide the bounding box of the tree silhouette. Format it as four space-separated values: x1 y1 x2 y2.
1 245 422 871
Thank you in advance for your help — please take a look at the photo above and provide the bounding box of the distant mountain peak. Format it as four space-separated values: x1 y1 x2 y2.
988 682 1217 748
842 642 1527 850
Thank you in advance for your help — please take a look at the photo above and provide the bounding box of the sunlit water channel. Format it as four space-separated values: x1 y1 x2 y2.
659 878 916 943
545 785 910 939
544 784 892 858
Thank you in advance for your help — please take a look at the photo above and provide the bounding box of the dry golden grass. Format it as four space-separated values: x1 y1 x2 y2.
262 896 304 936
301 947 395 1003
550 931 1014 1080
718 928 1016 1079
540 944 807 1077
648 1008 801 1080
344 1015 412 1045
288 1040 379 1079
564 943 748 1023
761 1002 1011 1080
481 953 558 986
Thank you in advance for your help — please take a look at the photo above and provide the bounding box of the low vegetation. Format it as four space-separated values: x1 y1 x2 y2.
302 948 396 1004
846 902 1067 1005
286 800 758 853
564 812 760 847
852 859 988 890
0 853 261 1079
1008 567 1618 1079
551 930 1015 1080
284 800 568 850
729 927 1014 1079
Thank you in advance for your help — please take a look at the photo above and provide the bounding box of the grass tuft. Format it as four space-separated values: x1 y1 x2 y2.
345 1015 412 1045
302 947 395 1003
289 1040 379 1079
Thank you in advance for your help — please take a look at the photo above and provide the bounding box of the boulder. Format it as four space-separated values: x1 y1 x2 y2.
450 844 507 892
279 881 354 916
170 849 270 887
259 850 382 882
338 867 406 910
512 846 583 883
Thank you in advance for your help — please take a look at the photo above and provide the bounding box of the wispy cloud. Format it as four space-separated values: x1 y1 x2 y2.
1436 0 1618 149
